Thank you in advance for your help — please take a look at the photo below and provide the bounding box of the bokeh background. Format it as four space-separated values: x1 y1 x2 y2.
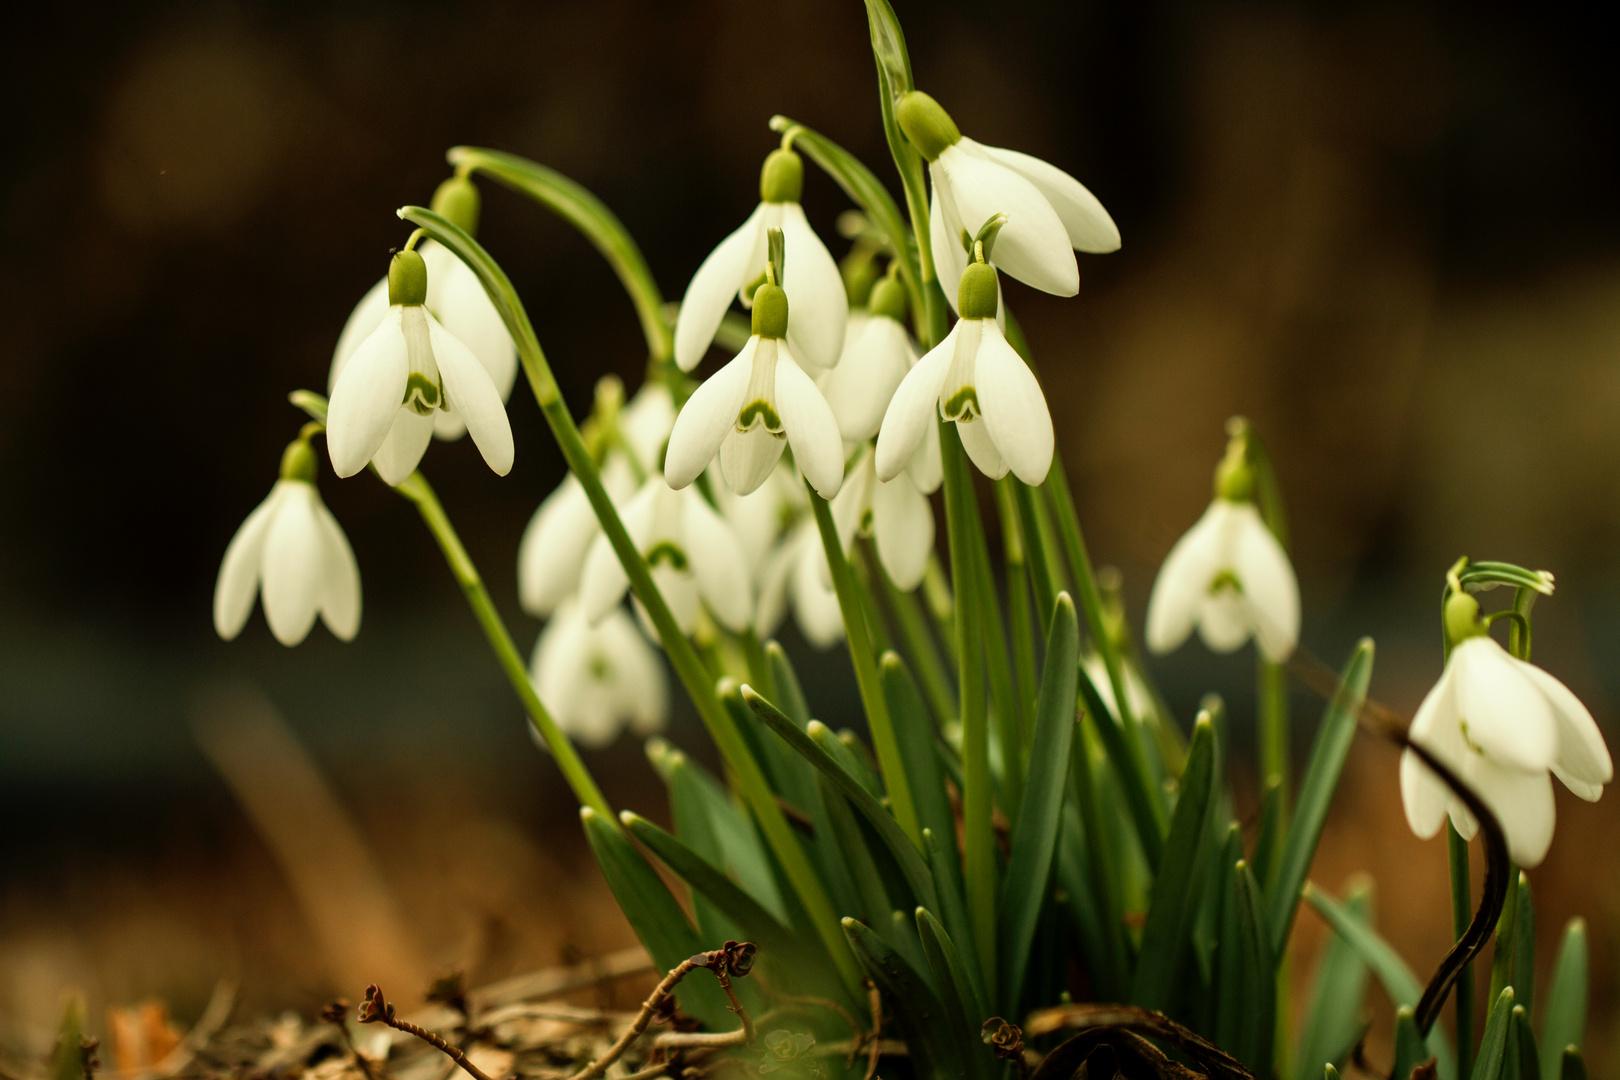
5 0 1620 1072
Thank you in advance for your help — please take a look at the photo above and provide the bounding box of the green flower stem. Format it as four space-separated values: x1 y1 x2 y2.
398 205 860 996
850 549 898 657
967 484 1024 823
740 627 770 693
997 479 1039 744
875 554 958 730
940 419 997 990
447 147 673 364
1450 824 1476 1080
1012 479 1063 629
1258 658 1290 843
923 555 959 667
394 470 611 819
808 486 922 848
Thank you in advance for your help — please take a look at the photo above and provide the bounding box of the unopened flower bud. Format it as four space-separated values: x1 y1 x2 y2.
759 148 804 204
752 282 789 339
388 248 428 306
896 91 962 162
279 437 317 483
957 262 998 320
430 174 481 235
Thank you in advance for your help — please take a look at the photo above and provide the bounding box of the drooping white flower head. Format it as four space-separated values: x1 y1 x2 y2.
896 91 1120 309
1144 435 1299 662
717 461 807 575
665 249 845 499
579 477 753 637
518 381 676 617
329 177 517 441
327 248 514 485
674 147 848 372
756 519 845 649
830 447 936 591
818 272 916 443
529 596 668 749
214 437 360 647
875 258 1053 486
1401 589 1612 867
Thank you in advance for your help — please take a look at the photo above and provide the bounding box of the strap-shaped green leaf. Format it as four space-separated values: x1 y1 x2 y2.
1392 1007 1428 1080
1306 884 1455 1079
819 772 895 927
1234 862 1277 1077
883 653 958 866
1213 825 1246 1053
1294 878 1373 1080
765 639 813 726
1473 988 1516 1080
917 908 992 1080
1514 873 1536 1017
1068 725 1132 999
1077 664 1165 866
1514 1005 1541 1080
843 917 965 1080
998 593 1080 1011
1131 714 1216 1011
1560 1048 1588 1080
744 687 939 914
1540 919 1587 1080
814 724 883 798
578 808 732 1029
1269 639 1374 955
923 826 989 1013
646 739 738 945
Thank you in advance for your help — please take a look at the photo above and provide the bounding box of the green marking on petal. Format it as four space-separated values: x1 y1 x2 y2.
588 653 613 680
1459 719 1486 756
404 371 442 414
646 541 689 570
737 400 784 434
1208 569 1244 596
942 386 980 421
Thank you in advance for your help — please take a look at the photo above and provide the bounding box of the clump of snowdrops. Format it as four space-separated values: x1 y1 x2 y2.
214 4 1610 1079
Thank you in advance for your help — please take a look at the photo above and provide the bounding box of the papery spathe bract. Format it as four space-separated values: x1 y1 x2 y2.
1144 498 1299 663
326 249 514 485
578 477 752 637
529 596 668 749
896 91 1119 309
874 263 1053 486
674 148 847 372
1400 609 1612 867
664 281 845 499
830 448 936 592
214 442 360 647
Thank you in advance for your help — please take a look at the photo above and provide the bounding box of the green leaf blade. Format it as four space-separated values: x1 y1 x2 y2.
1540 918 1588 1080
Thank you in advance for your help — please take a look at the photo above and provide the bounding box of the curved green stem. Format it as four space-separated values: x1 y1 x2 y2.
398 205 860 995
393 470 611 818
448 147 673 364
808 486 921 847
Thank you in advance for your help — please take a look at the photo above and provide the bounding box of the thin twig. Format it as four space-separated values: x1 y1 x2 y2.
652 1032 750 1051
863 985 882 1080
619 1062 675 1080
358 986 500 1080
321 1002 379 1080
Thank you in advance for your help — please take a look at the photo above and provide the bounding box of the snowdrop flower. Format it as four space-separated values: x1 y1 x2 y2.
215 436 360 647
1401 588 1612 867
329 177 517 441
1144 436 1299 662
579 478 752 637
529 597 668 749
718 462 807 574
518 381 676 617
665 251 845 499
819 271 915 443
830 447 936 591
757 520 845 649
674 147 848 372
875 257 1053 485
896 91 1120 309
327 247 514 485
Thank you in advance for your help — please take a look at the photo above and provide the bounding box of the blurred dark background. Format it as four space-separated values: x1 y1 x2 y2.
5 0 1620 1069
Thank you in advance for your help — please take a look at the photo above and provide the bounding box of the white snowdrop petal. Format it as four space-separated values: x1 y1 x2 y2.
973 321 1054 485
830 455 872 557
579 483 659 623
907 418 944 494
779 203 848 371
1513 659 1614 786
599 608 668 734
518 477 599 617
969 139 1121 253
721 427 787 496
259 484 326 646
822 317 912 442
876 325 957 482
957 418 1009 479
665 342 756 489
432 409 469 441
370 409 436 486
675 205 766 371
327 308 409 478
433 250 518 401
1453 638 1559 771
1555 771 1604 802
620 383 677 471
684 492 754 633
329 277 391 392
214 487 282 640
1229 503 1300 662
930 181 968 315
872 472 934 591
1472 755 1557 868
1400 748 1450 839
1144 501 1227 655
1197 591 1250 653
1400 673 1460 839
429 315 513 476
754 539 796 638
793 536 846 649
935 143 1079 296
312 495 361 641
775 352 845 499
653 563 701 636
